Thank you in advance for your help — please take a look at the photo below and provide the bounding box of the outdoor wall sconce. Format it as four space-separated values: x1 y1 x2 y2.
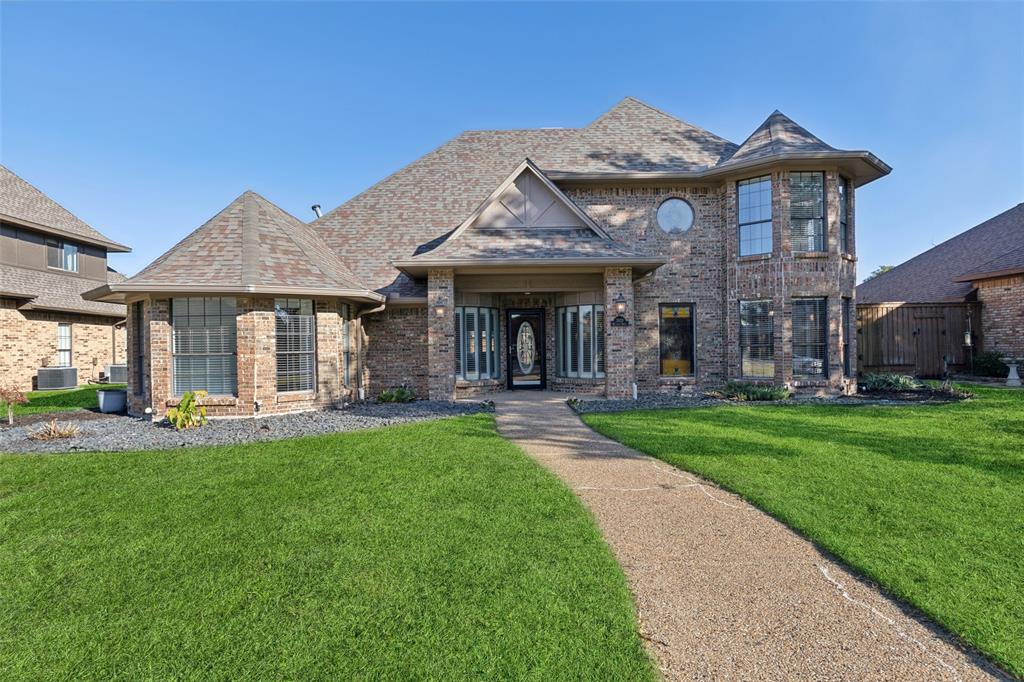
963 312 973 347
611 293 630 327
434 304 446 317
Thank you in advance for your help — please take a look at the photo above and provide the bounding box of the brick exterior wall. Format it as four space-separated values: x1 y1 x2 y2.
603 267 636 398
0 297 126 391
976 274 1024 358
363 305 429 398
427 268 456 400
128 296 357 418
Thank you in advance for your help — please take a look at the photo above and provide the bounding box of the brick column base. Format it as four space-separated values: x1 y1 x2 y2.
604 267 636 399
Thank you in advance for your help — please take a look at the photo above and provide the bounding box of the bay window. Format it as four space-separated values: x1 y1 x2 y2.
792 297 828 376
276 298 316 392
556 305 605 379
455 306 500 380
659 304 695 376
737 176 773 256
790 172 825 252
171 297 238 395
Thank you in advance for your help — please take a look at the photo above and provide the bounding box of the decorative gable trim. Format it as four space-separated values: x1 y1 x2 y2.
449 159 611 241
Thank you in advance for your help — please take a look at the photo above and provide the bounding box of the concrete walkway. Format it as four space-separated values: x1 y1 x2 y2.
489 391 1006 681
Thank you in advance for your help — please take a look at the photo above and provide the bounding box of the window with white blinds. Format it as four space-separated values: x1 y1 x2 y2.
790 172 825 252
56 323 72 367
455 307 499 380
556 305 605 379
842 297 853 377
838 176 850 254
737 176 772 256
172 297 238 395
341 304 352 386
276 298 316 393
792 297 828 376
739 300 773 378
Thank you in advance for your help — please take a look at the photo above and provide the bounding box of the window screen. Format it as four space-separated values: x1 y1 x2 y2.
276 298 315 393
556 305 605 379
46 239 78 271
659 304 695 376
172 297 238 395
56 323 72 367
739 300 773 378
454 306 499 380
838 176 850 254
792 297 828 376
790 172 825 252
738 176 772 256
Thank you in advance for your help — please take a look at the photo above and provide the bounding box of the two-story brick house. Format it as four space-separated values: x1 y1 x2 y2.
1 165 130 390
85 98 889 417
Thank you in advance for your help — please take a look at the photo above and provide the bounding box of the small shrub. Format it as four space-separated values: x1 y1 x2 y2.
861 373 923 392
378 386 416 403
933 383 975 400
166 390 208 429
0 384 29 425
972 351 1009 378
711 381 790 401
28 418 81 440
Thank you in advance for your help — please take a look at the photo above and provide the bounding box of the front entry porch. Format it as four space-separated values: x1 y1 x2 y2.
423 266 641 401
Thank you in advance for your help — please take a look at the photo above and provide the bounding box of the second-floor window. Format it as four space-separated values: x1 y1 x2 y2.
790 172 825 252
838 176 850 254
738 176 772 256
46 239 79 272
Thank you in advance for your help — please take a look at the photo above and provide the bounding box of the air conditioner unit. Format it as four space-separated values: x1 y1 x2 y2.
106 363 128 384
37 367 78 390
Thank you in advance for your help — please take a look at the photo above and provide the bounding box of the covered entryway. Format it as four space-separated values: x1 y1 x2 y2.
507 308 545 389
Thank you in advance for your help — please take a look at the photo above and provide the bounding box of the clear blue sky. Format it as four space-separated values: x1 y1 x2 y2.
2 1 1021 280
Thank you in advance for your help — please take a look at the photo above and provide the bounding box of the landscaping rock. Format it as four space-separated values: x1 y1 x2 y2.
0 401 491 454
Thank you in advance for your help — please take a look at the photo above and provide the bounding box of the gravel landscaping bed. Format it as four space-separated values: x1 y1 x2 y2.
0 401 491 454
569 391 969 414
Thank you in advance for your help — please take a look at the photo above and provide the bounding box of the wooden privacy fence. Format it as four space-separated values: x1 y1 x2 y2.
856 302 982 378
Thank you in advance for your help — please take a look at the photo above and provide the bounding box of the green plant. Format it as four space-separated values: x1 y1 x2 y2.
377 386 416 403
861 373 923 392
710 381 790 401
28 418 81 440
166 390 208 429
0 384 29 425
972 351 1009 378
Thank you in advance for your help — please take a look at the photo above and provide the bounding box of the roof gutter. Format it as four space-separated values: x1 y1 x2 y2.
953 266 1024 283
83 282 386 305
392 255 668 279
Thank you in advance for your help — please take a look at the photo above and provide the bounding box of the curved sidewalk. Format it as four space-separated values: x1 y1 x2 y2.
489 391 1006 681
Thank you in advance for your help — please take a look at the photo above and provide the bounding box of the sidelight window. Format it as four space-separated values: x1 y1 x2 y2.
556 305 605 379
455 307 500 381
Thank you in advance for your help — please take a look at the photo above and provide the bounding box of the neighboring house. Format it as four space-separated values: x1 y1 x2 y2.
1 165 131 390
857 203 1024 360
85 98 890 418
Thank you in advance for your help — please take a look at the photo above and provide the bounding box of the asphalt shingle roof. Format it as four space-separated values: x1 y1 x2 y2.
0 165 129 251
0 265 127 317
720 110 837 166
123 191 376 297
857 203 1024 303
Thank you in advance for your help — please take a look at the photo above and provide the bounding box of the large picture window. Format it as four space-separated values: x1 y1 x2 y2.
790 171 825 252
659 304 695 376
556 305 605 379
739 300 773 378
56 323 72 367
838 176 850 254
792 297 828 376
276 298 316 393
455 307 500 381
172 297 237 395
737 176 772 256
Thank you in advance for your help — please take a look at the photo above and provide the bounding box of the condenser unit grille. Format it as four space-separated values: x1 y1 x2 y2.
106 364 128 384
37 367 78 390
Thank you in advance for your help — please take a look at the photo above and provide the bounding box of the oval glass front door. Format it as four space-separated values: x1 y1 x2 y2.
516 323 536 374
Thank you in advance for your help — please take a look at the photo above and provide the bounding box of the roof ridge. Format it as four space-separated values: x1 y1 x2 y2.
586 97 737 147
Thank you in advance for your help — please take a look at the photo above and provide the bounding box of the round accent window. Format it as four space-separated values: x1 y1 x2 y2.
656 198 694 234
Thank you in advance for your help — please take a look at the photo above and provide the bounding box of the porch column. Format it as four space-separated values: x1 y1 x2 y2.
604 266 636 399
427 268 456 401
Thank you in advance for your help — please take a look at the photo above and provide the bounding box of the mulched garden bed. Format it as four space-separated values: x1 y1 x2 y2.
0 401 492 454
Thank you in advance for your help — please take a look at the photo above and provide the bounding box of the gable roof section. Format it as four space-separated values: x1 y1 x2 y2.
452 159 609 239
0 164 130 252
857 203 1024 303
84 191 382 304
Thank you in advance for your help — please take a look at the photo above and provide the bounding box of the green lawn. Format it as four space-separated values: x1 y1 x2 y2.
4 384 127 416
0 415 653 680
582 386 1024 677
